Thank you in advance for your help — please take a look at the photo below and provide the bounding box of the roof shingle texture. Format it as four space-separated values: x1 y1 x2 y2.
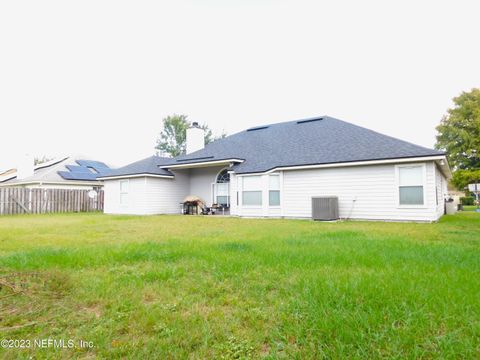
163 116 444 174
101 156 173 177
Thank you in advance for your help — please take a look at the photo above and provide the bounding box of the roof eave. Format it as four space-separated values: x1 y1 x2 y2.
161 158 244 170
434 156 452 180
0 180 103 187
96 173 174 180
233 154 448 175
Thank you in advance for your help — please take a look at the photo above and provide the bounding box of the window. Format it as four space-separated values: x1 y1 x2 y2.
398 165 424 205
242 176 262 206
216 183 229 206
216 169 230 183
215 169 230 206
120 180 129 205
269 174 280 206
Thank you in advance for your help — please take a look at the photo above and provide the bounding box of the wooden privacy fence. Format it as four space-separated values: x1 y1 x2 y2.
0 188 104 215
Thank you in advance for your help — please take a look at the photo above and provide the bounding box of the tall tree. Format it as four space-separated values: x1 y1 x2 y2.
451 169 480 191
155 114 226 157
435 88 480 170
435 88 480 190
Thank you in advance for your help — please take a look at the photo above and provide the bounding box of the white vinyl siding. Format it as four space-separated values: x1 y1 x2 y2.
189 166 224 206
228 172 238 214
282 162 438 221
103 160 444 222
104 177 148 215
103 171 189 215
435 165 448 219
119 180 129 205
142 170 190 214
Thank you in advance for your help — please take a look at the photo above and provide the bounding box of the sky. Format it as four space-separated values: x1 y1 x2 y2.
0 0 479 171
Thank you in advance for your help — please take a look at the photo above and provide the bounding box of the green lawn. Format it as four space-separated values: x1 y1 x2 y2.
0 213 479 359
463 205 479 212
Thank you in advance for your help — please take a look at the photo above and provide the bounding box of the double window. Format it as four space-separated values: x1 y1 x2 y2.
398 165 424 205
241 174 281 206
120 180 129 205
242 176 262 206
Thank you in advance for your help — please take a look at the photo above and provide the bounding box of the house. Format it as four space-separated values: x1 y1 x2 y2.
0 156 111 190
98 116 451 222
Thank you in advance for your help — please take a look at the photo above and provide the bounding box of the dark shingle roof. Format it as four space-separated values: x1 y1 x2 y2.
99 156 173 178
163 116 444 174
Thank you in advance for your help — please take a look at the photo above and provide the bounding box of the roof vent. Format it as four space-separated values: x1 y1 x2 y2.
296 117 323 124
247 126 269 132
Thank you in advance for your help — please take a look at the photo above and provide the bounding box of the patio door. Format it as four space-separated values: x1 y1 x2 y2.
215 183 230 206
212 169 230 207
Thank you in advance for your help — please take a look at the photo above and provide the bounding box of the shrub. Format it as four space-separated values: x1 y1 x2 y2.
460 197 475 205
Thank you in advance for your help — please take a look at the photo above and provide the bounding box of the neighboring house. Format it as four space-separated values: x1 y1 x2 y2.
0 156 111 190
0 169 16 183
98 116 451 222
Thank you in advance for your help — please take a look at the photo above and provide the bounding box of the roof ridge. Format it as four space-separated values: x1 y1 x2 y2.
127 115 445 175
172 116 329 161
38 157 74 180
34 156 69 171
245 115 328 130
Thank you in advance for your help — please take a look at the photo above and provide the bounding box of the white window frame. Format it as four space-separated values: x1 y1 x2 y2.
268 174 281 207
395 163 427 208
119 179 129 206
241 175 263 207
212 168 230 207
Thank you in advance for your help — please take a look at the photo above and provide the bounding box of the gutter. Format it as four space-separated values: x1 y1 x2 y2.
233 155 449 176
0 180 104 187
97 173 174 180
160 158 244 170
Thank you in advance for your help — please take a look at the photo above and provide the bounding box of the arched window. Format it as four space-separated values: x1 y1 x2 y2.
216 169 230 183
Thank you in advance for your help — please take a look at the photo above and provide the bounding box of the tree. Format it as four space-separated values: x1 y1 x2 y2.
155 114 226 157
451 169 480 191
435 88 480 190
435 88 480 170
34 156 53 165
